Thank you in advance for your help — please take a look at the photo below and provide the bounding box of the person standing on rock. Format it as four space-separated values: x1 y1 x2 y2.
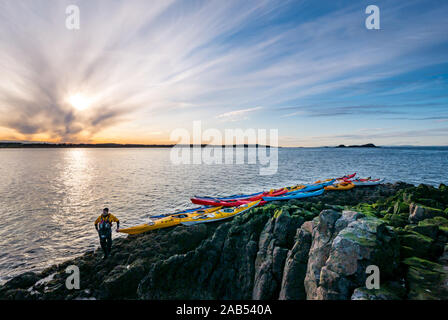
94 208 120 259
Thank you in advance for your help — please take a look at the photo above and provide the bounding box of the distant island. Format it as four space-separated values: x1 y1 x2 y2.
0 142 272 148
336 143 378 148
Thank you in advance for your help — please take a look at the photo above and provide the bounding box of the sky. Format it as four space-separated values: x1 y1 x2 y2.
0 0 447 147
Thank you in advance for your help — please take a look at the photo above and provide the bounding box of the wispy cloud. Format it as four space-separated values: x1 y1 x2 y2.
280 102 448 119
216 106 263 121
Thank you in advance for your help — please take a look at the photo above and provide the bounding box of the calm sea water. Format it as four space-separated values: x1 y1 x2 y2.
1 147 448 282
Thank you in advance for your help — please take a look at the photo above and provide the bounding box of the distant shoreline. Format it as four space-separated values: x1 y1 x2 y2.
1 142 447 149
0 142 273 149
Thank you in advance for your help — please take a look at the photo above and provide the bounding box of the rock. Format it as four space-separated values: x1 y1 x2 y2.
404 257 448 299
304 210 344 299
404 224 439 240
252 211 303 299
409 203 426 223
279 223 313 300
2 289 33 300
138 209 270 300
393 201 409 215
409 203 443 224
398 231 436 260
383 213 408 228
2 272 39 290
252 243 288 300
351 281 405 300
439 244 448 264
100 259 147 299
305 211 400 300
418 216 448 235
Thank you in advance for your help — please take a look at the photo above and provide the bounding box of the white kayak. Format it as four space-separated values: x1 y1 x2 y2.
351 179 384 186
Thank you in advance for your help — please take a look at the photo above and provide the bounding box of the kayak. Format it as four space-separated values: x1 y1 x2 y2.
193 190 264 201
191 196 266 207
285 180 335 194
118 206 222 235
180 200 261 226
190 185 306 206
337 173 356 180
313 178 334 184
191 181 333 206
324 182 355 191
306 179 335 188
150 206 215 219
193 185 306 202
263 188 324 201
351 179 383 186
192 178 334 202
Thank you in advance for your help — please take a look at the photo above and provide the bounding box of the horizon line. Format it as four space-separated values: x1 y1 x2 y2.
1 141 448 149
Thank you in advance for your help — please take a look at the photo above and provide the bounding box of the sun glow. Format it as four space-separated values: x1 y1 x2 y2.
68 93 90 111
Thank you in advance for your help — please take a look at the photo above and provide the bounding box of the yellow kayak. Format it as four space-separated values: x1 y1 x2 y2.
118 206 222 235
313 178 334 184
282 184 306 193
180 200 261 226
324 182 355 191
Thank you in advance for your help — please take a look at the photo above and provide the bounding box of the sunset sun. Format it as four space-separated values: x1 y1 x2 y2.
68 93 90 111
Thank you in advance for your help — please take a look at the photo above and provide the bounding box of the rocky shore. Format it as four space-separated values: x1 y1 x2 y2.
1 182 448 300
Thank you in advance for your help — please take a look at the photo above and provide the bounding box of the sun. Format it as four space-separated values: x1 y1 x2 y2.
68 93 90 111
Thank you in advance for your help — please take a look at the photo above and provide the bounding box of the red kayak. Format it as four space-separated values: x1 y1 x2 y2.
191 188 292 207
191 196 271 207
337 172 356 180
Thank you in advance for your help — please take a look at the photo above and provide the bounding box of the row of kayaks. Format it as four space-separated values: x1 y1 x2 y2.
118 173 383 235
190 180 335 207
118 201 260 235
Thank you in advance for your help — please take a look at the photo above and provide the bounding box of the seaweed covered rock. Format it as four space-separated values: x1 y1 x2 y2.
0 272 39 291
138 205 275 299
0 223 217 300
351 281 406 300
404 256 448 299
0 272 40 300
137 223 234 299
99 259 147 299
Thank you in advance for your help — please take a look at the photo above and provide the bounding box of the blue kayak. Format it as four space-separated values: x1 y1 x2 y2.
193 191 264 200
263 188 325 201
286 180 334 194
304 179 335 188
194 179 335 201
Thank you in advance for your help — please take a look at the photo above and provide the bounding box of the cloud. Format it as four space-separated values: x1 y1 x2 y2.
216 106 263 121
279 102 448 119
0 0 177 141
